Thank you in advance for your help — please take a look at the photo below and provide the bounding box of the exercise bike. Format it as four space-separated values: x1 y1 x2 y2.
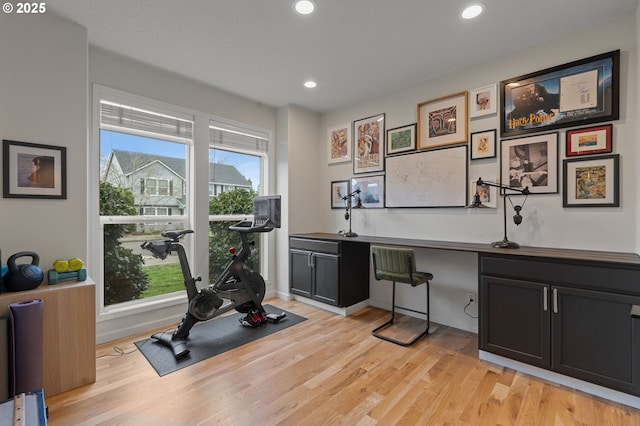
141 198 283 359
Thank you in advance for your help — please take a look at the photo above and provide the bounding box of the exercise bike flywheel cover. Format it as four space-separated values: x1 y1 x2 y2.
189 289 223 321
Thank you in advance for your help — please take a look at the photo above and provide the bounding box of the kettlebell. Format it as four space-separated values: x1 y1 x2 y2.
6 251 44 292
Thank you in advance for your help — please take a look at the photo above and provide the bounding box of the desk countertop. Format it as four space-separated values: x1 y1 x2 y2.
290 233 640 266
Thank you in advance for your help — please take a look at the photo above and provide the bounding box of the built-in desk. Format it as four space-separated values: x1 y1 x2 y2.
290 233 640 408
291 232 640 265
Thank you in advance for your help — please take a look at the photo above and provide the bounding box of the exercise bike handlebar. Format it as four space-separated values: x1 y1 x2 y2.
228 218 277 234
141 219 275 259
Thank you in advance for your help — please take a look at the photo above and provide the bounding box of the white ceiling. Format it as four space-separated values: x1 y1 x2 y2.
48 0 639 113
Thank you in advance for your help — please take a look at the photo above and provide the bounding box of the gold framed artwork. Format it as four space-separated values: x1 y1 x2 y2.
417 91 468 149
327 122 352 164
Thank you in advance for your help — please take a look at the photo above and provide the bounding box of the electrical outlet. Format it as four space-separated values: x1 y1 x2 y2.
467 292 476 304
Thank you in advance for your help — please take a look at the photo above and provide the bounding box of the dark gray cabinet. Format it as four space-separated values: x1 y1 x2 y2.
480 253 640 396
480 275 550 368
289 237 369 307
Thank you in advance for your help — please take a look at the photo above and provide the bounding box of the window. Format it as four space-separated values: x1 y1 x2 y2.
208 119 269 282
92 86 273 323
142 177 172 196
97 88 193 311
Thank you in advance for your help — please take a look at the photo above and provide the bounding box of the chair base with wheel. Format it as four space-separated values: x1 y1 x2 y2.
371 245 433 347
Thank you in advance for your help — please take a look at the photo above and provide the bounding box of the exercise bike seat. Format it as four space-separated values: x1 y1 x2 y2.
162 229 194 241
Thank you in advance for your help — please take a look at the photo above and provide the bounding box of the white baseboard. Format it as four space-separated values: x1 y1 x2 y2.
480 350 640 410
290 295 369 316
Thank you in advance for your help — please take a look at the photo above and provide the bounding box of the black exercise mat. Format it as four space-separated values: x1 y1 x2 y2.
134 304 306 376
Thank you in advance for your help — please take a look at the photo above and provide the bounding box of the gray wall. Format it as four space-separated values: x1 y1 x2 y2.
313 15 638 331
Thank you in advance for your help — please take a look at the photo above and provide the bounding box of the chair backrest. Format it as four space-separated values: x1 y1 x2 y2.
371 245 415 281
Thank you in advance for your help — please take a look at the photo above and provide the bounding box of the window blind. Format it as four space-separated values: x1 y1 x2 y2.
100 100 194 142
209 120 268 153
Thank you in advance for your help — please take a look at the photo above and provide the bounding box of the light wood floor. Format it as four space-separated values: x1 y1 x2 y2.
46 298 640 425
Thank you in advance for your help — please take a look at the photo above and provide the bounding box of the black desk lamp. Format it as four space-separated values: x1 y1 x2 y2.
469 178 530 249
342 189 363 237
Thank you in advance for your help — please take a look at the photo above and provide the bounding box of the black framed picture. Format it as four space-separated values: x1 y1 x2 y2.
563 154 619 207
3 139 67 199
500 132 558 194
470 129 496 160
330 180 350 209
501 50 619 137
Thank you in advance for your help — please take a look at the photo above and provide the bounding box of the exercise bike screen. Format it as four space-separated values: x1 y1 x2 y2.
253 195 281 228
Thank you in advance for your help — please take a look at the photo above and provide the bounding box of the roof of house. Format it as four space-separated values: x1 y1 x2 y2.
109 149 252 186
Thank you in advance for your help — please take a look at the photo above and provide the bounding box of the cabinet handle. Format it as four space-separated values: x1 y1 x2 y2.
308 253 315 268
553 288 558 314
543 287 548 312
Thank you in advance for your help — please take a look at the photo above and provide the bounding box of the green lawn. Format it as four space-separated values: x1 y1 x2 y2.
141 263 185 297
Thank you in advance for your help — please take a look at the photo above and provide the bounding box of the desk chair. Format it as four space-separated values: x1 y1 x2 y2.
371 245 432 346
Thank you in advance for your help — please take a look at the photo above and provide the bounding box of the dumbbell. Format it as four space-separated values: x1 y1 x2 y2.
53 257 84 273
48 266 87 284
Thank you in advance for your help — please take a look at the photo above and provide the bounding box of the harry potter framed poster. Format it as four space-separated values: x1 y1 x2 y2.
501 50 619 137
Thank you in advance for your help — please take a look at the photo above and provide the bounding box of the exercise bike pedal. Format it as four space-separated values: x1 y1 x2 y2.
266 312 286 323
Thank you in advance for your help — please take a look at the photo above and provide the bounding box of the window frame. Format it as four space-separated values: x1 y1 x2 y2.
91 85 195 317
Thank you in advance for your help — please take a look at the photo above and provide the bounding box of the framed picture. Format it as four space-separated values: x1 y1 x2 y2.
470 84 497 118
417 91 468 149
563 154 619 207
500 132 558 194
501 50 619 137
328 122 352 164
3 139 67 199
566 124 613 157
331 180 350 209
386 123 416 155
353 113 385 174
470 179 497 208
470 129 497 160
385 145 468 208
351 174 384 208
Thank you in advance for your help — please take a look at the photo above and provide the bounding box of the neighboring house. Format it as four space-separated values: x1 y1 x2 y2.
103 149 252 216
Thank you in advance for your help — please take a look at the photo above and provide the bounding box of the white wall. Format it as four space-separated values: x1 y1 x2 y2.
312 15 638 332
0 14 88 277
2 11 638 340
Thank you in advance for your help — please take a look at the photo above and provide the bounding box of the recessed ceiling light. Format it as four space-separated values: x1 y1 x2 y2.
461 3 484 19
304 80 317 88
293 0 316 15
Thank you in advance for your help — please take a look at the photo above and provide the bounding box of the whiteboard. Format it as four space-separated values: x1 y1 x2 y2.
385 145 468 207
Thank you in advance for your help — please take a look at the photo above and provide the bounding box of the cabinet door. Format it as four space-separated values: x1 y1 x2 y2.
290 249 313 297
552 286 640 396
313 252 340 305
480 276 551 368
